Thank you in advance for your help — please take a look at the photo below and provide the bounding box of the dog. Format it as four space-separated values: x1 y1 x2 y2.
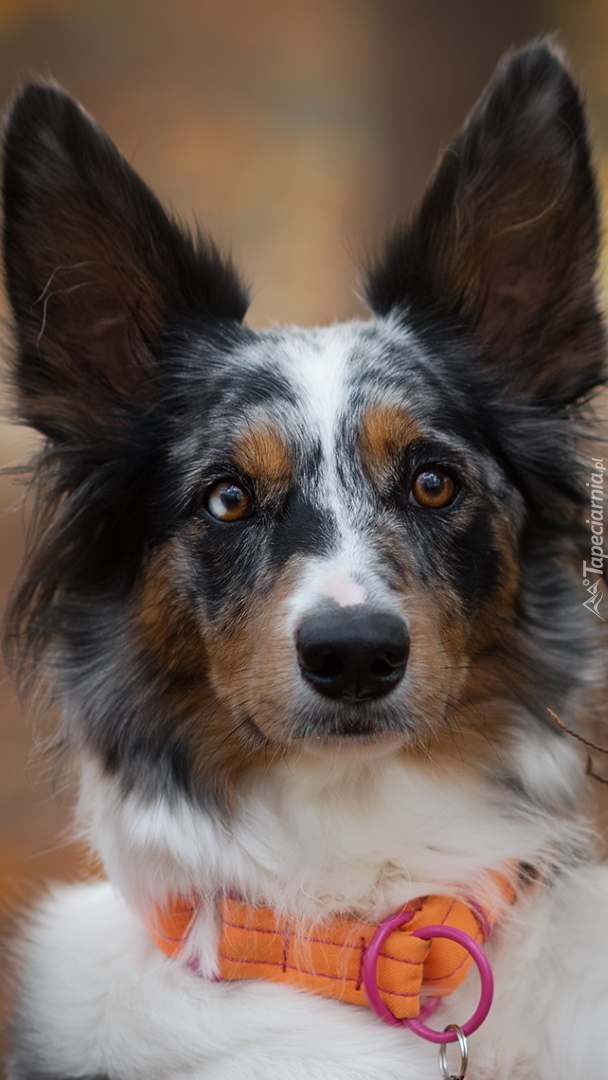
3 38 608 1080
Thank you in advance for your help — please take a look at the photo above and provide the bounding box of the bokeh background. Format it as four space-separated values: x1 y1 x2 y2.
0 0 607 1063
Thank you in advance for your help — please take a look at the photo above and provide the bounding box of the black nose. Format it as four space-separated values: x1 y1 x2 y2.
296 609 409 701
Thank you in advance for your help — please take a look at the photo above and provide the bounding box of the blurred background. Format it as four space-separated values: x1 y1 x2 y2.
0 0 607 1061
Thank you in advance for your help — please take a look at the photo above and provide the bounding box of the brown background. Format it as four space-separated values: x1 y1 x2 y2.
1 0 607 1065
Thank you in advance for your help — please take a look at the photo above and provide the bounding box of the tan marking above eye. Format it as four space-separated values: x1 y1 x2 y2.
232 425 292 494
206 480 254 522
360 404 421 479
409 466 458 509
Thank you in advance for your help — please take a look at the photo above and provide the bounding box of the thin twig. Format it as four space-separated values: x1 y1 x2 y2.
547 708 608 755
547 708 608 785
586 755 608 785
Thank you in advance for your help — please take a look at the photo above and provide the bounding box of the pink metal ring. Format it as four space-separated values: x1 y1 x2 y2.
362 914 494 1044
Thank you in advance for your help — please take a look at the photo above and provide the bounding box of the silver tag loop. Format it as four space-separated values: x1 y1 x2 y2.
438 1024 468 1079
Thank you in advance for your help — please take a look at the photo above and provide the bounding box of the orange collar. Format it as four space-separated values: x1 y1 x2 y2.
145 873 516 1022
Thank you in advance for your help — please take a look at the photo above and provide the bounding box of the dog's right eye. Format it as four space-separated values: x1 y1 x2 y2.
205 480 254 522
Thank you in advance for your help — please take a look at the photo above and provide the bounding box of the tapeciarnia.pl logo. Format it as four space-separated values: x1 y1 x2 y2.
582 457 605 620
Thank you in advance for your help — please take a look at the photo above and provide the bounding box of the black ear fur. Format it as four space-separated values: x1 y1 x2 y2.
366 42 605 404
2 82 249 442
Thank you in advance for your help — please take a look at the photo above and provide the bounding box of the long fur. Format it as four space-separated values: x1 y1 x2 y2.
3 41 608 1079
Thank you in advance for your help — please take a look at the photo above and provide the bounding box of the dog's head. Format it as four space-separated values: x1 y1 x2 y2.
3 42 605 805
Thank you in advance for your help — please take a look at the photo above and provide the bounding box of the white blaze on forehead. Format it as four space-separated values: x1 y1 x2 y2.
278 324 377 620
280 323 357 463
254 321 415 627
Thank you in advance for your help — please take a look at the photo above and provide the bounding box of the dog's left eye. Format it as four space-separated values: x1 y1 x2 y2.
205 480 254 522
408 465 458 509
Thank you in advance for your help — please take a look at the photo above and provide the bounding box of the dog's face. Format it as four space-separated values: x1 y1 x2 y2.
138 317 523 758
2 44 605 804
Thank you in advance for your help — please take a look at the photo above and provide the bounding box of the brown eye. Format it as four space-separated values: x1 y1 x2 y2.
409 466 458 509
206 480 254 522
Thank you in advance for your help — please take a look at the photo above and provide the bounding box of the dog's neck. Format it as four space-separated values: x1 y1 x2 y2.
79 726 589 923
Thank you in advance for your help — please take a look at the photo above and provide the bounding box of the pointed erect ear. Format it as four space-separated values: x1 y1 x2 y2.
366 42 605 403
2 83 249 441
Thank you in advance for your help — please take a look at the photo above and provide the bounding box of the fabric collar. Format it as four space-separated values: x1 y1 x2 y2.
144 872 516 1022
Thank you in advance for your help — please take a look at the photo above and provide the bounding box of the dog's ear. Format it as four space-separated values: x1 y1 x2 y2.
366 42 604 403
2 83 248 441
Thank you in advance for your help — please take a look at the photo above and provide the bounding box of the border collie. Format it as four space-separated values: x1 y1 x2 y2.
3 39 608 1080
